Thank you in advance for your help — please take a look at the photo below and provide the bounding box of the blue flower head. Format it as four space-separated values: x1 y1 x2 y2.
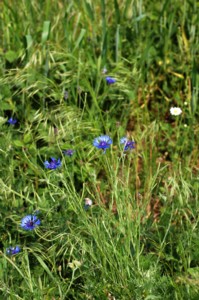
106 77 116 85
93 135 112 153
44 157 61 169
62 149 75 157
120 137 135 151
21 214 41 231
8 117 17 125
6 246 21 255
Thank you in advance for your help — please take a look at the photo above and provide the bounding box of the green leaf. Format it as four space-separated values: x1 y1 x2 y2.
25 34 33 50
41 21 51 44
187 267 199 279
13 140 24 147
5 50 18 63
23 133 32 144
0 117 7 126
84 2 94 21
73 28 86 51
34 254 57 283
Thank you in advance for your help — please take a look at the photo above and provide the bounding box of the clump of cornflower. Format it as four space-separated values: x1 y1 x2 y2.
44 157 61 169
84 198 93 210
6 246 21 255
8 117 17 125
170 107 182 116
93 135 112 153
120 137 135 150
62 149 75 157
106 76 116 85
21 214 41 231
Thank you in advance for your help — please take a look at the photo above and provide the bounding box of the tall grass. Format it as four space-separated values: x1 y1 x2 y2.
0 0 198 299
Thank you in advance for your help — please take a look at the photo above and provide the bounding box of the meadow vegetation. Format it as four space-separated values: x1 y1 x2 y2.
0 0 198 299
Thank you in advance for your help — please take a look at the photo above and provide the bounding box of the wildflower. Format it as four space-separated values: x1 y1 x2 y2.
68 260 82 269
8 117 17 125
170 107 182 116
102 67 108 74
21 214 41 231
106 77 116 85
120 137 135 150
93 135 112 153
6 246 21 255
63 149 75 157
44 157 61 169
84 198 93 210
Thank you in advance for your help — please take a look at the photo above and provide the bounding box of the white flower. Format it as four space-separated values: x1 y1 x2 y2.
68 260 82 269
102 67 107 74
84 198 93 206
170 107 182 116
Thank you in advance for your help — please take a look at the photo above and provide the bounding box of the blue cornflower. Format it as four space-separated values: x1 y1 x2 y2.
8 117 17 125
62 149 75 157
120 137 135 150
93 135 112 153
21 214 41 231
44 157 61 169
6 246 21 255
106 77 116 84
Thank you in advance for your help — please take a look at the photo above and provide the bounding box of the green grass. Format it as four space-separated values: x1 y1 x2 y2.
0 0 199 299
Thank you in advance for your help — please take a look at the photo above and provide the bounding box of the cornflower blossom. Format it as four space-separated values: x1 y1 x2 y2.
21 214 41 231
44 157 61 169
6 246 21 255
170 107 182 116
106 77 116 84
8 117 17 125
120 137 135 150
93 135 112 153
62 149 75 157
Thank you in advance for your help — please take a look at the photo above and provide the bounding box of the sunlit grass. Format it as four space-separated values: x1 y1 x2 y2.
0 0 198 299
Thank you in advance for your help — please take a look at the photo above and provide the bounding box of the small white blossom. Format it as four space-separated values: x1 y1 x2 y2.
170 107 182 116
102 67 107 74
84 198 93 206
68 260 82 269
